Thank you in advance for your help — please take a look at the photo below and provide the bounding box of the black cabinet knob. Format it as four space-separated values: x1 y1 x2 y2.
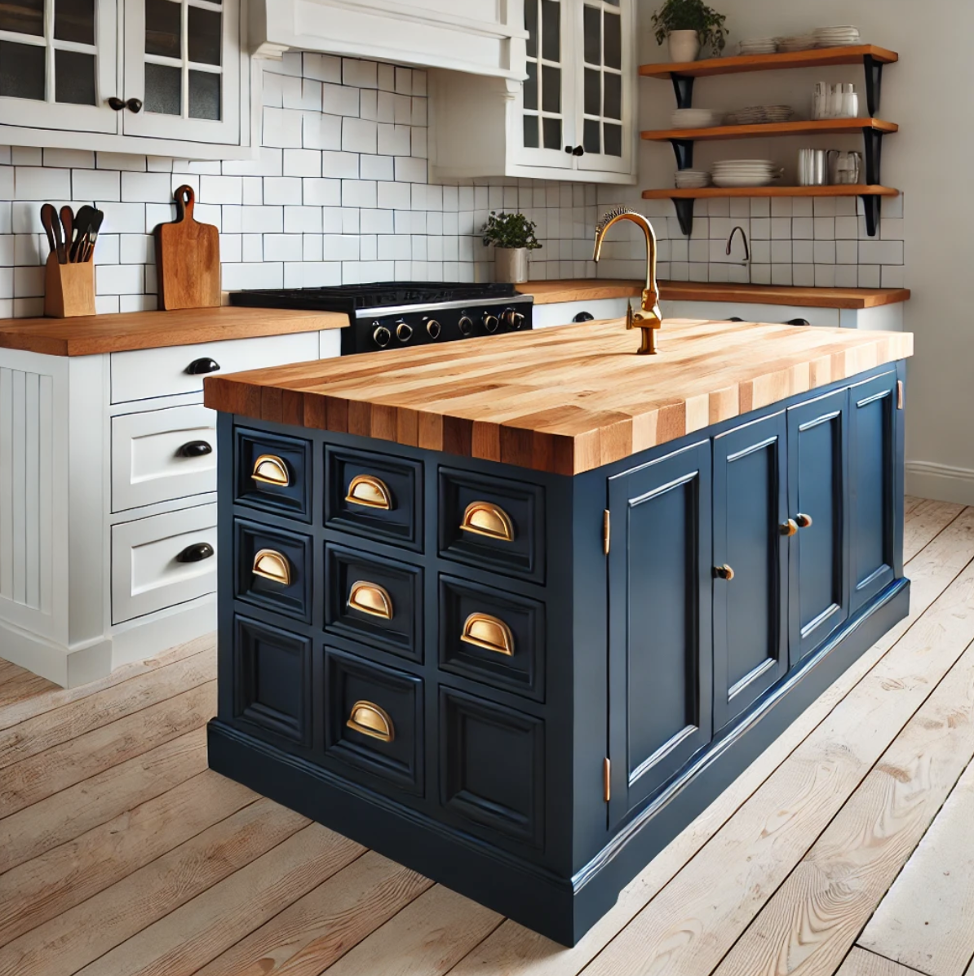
785 318 810 326
185 357 220 375
176 542 214 563
108 96 143 112
565 145 585 156
573 311 595 322
108 96 126 111
177 440 213 458
727 317 745 322
126 97 143 113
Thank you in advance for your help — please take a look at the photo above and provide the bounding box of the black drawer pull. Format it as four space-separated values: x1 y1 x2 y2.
573 311 595 322
177 440 213 458
176 542 214 563
185 357 220 375
785 319 810 326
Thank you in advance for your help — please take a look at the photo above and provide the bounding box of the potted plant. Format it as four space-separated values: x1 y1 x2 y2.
651 0 728 62
482 211 541 284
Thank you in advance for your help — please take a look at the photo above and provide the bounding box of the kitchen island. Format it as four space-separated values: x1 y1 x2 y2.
203 316 913 946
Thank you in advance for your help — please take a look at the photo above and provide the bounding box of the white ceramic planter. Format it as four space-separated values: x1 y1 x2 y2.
668 29 701 62
495 247 529 283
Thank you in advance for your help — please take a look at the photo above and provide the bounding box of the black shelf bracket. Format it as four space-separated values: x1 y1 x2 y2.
861 127 884 185
670 139 694 170
673 198 695 237
863 55 884 116
860 195 882 238
671 73 694 109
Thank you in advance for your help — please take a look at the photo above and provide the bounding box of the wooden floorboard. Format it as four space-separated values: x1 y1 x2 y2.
902 498 965 563
835 947 924 976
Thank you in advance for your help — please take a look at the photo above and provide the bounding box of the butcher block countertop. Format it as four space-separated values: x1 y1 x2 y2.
0 306 349 356
204 316 914 476
522 279 911 309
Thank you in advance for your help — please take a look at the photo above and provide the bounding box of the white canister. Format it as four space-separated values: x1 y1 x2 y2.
667 30 701 63
494 247 530 284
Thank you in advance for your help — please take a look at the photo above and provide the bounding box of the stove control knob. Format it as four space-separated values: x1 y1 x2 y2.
373 325 392 348
483 313 499 333
502 308 526 330
426 318 442 339
458 315 474 336
396 321 413 343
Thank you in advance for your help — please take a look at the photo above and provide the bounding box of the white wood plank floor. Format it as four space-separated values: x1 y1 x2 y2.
0 496 971 976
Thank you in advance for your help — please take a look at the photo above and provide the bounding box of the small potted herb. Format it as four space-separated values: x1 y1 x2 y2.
651 0 728 62
482 211 541 284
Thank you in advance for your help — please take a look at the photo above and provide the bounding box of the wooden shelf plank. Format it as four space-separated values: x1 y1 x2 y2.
642 185 899 200
642 118 898 142
639 45 898 80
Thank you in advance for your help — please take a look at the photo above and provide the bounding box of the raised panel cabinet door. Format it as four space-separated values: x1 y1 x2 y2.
607 440 713 826
713 412 788 732
787 389 849 664
849 370 899 613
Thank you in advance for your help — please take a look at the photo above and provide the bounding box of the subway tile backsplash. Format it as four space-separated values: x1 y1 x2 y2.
0 51 905 318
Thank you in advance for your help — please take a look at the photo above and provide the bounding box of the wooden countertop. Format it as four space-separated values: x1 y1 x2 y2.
203 316 914 476
521 279 911 310
0 306 349 357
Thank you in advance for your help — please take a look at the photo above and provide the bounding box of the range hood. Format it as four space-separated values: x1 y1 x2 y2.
250 0 529 80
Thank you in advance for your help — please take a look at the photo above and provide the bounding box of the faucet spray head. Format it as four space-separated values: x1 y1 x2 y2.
593 207 639 261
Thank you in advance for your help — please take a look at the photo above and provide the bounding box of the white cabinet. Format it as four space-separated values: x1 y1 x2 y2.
0 0 256 159
430 0 637 185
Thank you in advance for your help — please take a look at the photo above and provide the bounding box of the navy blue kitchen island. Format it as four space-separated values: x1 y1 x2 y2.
204 316 913 946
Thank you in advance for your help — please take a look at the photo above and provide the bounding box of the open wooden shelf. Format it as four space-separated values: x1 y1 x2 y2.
642 118 898 143
642 185 899 200
639 45 898 79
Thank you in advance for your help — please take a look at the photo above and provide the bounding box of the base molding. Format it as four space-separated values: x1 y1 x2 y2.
906 461 974 506
208 580 910 946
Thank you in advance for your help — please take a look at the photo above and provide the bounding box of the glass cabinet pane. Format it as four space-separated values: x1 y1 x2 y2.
0 0 43 36
188 6 222 65
55 49 96 103
54 0 94 44
145 61 181 115
580 2 625 160
146 0 181 58
583 6 601 64
604 10 622 69
189 69 220 119
522 0 565 157
540 0 559 60
0 40 44 99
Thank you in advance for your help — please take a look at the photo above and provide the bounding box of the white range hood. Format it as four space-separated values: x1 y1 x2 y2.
251 0 529 79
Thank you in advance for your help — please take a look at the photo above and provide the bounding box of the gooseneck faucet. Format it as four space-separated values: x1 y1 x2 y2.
726 225 751 285
593 208 663 355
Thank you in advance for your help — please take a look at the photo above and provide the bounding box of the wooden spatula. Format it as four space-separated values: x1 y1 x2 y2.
155 185 221 310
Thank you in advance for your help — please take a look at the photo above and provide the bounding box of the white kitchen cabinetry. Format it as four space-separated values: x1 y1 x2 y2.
430 0 637 185
0 0 257 159
0 328 340 688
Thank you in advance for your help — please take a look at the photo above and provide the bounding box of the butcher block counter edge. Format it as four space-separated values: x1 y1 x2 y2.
0 306 350 356
203 316 915 477
521 279 912 309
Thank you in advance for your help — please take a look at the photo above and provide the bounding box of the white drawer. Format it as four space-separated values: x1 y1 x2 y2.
533 298 631 329
112 504 217 624
112 405 217 513
110 333 321 404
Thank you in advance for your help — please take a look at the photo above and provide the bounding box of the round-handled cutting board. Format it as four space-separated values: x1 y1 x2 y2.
155 185 221 310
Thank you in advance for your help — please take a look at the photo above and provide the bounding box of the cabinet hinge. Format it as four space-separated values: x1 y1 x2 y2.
603 757 611 802
897 380 904 410
603 510 611 555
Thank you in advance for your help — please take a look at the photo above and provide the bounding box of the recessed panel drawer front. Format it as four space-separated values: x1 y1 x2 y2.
234 519 313 624
438 468 545 583
439 575 545 701
325 544 423 662
111 504 217 624
325 446 423 552
234 616 312 747
235 427 313 522
111 404 217 512
110 333 320 404
439 686 545 850
324 647 424 796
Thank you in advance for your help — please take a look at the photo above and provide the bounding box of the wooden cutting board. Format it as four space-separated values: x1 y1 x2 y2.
155 185 221 310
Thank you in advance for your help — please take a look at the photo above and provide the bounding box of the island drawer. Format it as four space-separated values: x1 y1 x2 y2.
438 468 545 584
234 427 313 523
111 404 216 513
324 544 424 663
234 519 314 624
438 575 545 702
325 446 423 552
324 646 424 797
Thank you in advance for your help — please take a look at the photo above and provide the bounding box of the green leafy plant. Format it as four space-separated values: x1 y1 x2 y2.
651 0 728 54
481 211 542 251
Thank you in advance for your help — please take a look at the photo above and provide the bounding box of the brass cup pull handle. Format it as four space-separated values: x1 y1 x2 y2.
346 474 393 510
780 519 799 537
714 564 735 581
348 581 393 620
461 613 515 657
796 513 814 529
347 700 395 743
252 454 290 487
253 549 291 586
460 501 515 542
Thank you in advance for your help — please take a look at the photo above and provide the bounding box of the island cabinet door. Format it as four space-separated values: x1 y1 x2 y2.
786 390 850 665
607 441 713 826
712 412 789 733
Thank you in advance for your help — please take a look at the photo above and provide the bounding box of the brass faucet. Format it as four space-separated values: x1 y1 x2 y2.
593 208 663 355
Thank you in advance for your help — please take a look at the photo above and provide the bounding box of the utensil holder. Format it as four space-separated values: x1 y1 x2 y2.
44 252 96 318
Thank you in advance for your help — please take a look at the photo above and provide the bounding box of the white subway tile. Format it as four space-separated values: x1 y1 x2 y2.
360 155 394 182
858 239 903 265
750 198 770 217
835 240 858 264
792 217 813 240
321 151 360 179
264 234 304 261
833 196 857 216
360 90 378 122
378 124 410 157
857 264 881 288
303 234 323 261
770 264 793 286
323 234 361 260
263 107 303 148
146 203 174 231
378 234 411 260
377 181 410 211
95 263 144 294
304 178 341 206
221 262 284 290
413 71 427 97
411 98 428 126
411 128 428 160
395 157 427 184
770 240 792 263
813 240 836 264
264 177 303 205
119 234 154 264
11 148 42 166
200 175 243 204
750 218 770 240
119 294 158 313
99 202 146 234
791 198 813 217
344 58 378 89
813 197 837 217
44 149 94 169
15 167 70 201
229 206 283 234
343 117 378 155
121 170 172 202
793 264 815 287
341 180 377 208
881 218 905 241
283 149 322 177
303 112 342 151
96 152 146 172
242 234 263 262
881 265 906 288
813 217 835 240
322 82 360 117
814 264 837 288
378 63 396 92
220 233 242 263
92 295 117 315
792 240 813 264
284 206 323 233
833 265 858 287
770 198 792 217
73 168 121 201
835 216 859 240
242 177 263 205
304 53 342 83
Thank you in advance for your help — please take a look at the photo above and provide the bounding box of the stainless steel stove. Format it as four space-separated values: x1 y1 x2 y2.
229 282 534 355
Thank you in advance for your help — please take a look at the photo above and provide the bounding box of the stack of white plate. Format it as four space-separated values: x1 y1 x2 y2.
675 169 711 189
814 25 861 47
711 159 781 188
670 108 723 129
765 104 795 122
726 105 795 125
738 36 778 54
776 34 816 52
